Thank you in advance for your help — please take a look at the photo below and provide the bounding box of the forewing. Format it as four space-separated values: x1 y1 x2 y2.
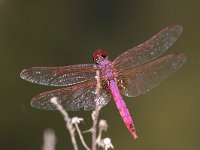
117 53 186 97
31 80 111 111
20 64 96 87
113 25 183 71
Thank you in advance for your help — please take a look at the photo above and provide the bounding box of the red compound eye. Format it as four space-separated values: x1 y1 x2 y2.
93 50 108 62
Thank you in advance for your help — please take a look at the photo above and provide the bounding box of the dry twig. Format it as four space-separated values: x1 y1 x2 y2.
49 69 114 150
50 97 78 150
42 128 57 150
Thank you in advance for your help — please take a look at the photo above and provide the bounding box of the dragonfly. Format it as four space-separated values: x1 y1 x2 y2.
20 25 186 139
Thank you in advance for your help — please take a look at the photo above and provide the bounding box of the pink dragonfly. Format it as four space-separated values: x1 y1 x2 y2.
20 25 186 139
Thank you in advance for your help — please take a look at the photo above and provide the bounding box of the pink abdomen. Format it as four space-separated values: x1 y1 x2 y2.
109 80 138 139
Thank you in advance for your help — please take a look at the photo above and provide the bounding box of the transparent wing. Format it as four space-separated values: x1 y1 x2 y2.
117 53 186 97
31 80 111 111
113 25 183 71
20 64 96 87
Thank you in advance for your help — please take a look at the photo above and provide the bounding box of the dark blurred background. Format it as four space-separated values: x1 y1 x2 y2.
0 0 199 150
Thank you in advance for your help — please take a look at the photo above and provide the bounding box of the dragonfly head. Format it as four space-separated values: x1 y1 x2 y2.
93 50 108 64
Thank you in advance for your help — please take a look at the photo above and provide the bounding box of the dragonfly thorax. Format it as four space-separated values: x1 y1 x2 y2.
95 59 117 82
